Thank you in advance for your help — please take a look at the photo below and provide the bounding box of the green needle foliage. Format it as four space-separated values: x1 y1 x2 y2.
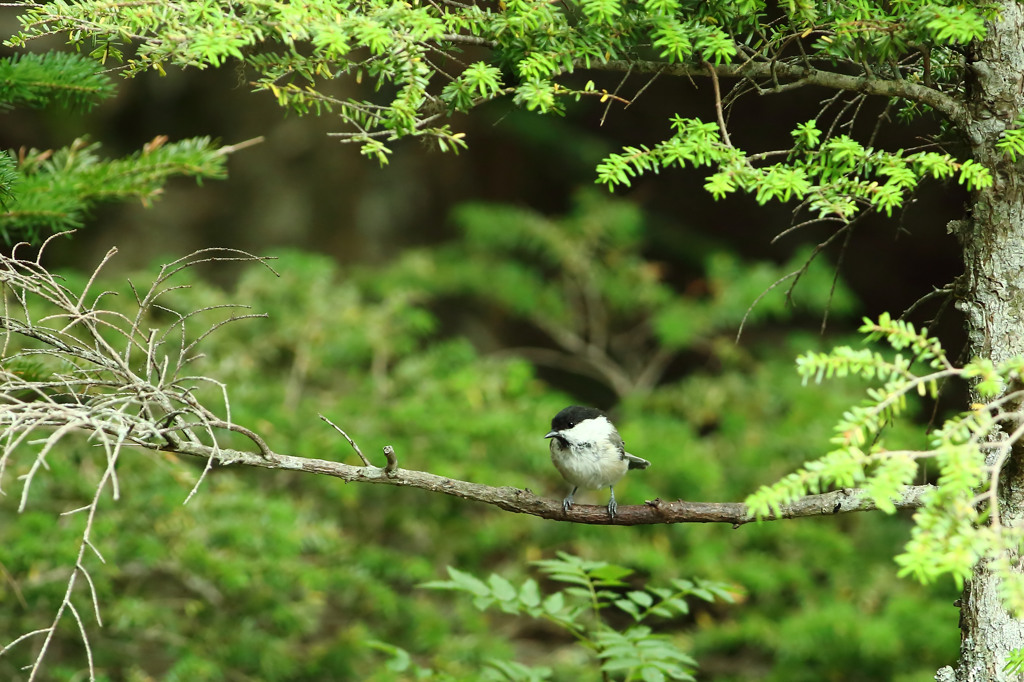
1 136 228 240
7 0 998 219
0 51 115 111
0 50 116 211
0 45 230 243
747 313 1024 613
0 151 15 209
597 118 992 218
996 113 1024 162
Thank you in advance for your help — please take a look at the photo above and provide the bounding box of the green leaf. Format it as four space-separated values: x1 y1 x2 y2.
446 566 492 597
589 563 634 585
542 591 566 616
615 598 642 620
519 578 542 609
489 573 519 602
628 590 654 608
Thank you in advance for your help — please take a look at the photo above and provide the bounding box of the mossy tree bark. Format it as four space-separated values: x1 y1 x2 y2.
951 2 1024 679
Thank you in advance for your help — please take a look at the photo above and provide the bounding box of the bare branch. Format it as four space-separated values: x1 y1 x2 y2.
625 65 665 110
735 269 801 342
166 439 932 526
20 442 119 682
600 64 632 126
0 242 283 679
437 33 496 48
594 59 966 124
319 413 372 466
76 563 103 626
182 452 216 505
66 602 94 682
215 136 265 156
705 61 732 147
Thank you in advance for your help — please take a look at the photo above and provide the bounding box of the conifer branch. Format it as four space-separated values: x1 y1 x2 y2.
0 52 115 111
597 59 967 125
1 136 234 241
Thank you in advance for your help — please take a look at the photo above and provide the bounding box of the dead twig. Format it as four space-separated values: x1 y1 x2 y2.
320 413 372 466
705 61 733 147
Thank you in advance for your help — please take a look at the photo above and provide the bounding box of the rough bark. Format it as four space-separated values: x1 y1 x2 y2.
949 2 1024 679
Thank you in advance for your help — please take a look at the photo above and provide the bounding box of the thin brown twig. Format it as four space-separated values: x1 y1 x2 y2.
625 65 664 110
771 215 847 244
22 442 121 682
705 61 732 147
319 414 372 466
215 137 265 156
819 218 855 334
736 269 801 342
600 64 632 126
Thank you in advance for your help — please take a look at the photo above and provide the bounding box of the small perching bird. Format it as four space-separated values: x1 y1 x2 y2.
544 405 650 518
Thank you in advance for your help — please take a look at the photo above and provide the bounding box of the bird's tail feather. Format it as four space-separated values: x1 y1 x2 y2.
625 453 651 470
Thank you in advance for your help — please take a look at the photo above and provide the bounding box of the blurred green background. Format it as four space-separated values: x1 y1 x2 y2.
0 17 966 681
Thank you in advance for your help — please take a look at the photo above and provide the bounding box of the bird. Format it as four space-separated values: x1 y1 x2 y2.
544 405 650 518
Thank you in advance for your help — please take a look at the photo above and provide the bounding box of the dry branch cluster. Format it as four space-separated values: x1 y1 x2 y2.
0 239 273 677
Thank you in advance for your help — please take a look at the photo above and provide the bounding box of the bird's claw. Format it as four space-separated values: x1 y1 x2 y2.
607 487 618 519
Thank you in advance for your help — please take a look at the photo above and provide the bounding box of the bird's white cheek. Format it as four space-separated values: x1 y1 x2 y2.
563 416 614 443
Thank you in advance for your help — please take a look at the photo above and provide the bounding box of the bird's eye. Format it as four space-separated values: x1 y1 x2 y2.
568 421 575 427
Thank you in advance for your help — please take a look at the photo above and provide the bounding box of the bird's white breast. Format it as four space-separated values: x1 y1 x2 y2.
549 416 629 490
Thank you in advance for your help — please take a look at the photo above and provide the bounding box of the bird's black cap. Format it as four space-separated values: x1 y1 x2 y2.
549 405 605 432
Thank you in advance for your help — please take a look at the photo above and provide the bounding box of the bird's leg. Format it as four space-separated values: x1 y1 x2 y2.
607 486 617 518
562 486 578 512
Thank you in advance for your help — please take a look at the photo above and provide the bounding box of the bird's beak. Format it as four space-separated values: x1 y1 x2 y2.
544 431 557 439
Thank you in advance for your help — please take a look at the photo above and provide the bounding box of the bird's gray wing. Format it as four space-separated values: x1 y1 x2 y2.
609 430 626 456
612 431 650 469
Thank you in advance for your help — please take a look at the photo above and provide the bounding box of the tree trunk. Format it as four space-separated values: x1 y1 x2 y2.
948 2 1024 679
